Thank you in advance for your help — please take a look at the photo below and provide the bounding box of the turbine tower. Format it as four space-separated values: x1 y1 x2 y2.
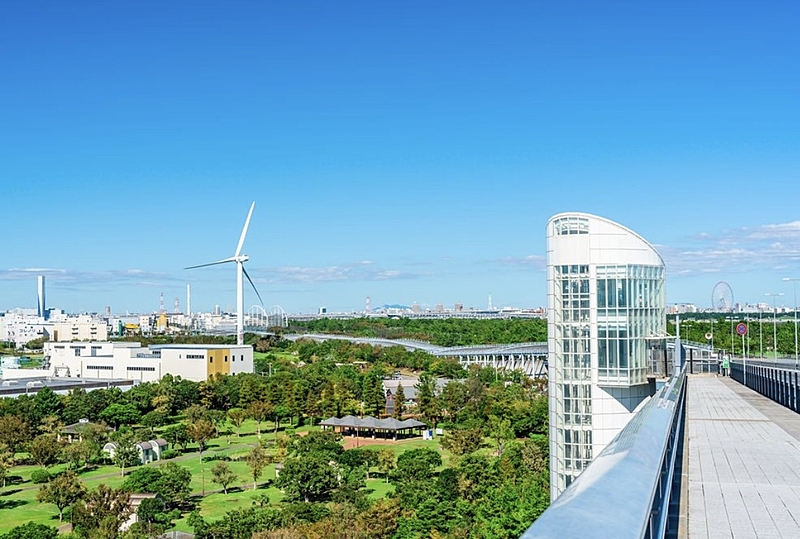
185 201 263 345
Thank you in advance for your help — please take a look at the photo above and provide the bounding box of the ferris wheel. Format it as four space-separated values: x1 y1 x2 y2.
711 281 734 312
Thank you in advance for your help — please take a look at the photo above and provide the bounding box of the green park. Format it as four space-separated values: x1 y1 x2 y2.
0 314 787 538
0 318 552 539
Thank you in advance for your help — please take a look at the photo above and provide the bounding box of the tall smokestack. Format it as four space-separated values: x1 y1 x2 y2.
37 275 46 319
187 284 191 316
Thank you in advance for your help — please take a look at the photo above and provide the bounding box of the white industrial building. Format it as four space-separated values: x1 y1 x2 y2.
50 314 108 342
1 310 109 347
547 213 666 500
0 310 46 346
43 341 254 382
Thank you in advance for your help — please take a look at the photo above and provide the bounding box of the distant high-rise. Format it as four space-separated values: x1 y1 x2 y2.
37 275 46 319
547 213 665 500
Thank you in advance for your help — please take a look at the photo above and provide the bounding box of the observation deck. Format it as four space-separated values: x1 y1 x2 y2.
686 375 800 539
522 361 800 539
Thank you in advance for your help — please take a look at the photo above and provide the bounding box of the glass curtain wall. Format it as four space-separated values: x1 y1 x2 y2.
596 265 665 385
552 263 592 491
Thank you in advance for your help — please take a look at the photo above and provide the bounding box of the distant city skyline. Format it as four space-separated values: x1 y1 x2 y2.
2 1 799 314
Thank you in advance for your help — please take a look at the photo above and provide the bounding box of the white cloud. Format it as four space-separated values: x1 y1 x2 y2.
663 220 800 277
259 262 416 284
0 268 175 285
501 255 547 271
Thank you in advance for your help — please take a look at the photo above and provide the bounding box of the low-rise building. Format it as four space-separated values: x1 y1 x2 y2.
103 438 169 464
50 314 108 342
43 341 254 382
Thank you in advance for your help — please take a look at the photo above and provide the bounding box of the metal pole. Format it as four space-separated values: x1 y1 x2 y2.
760 309 763 359
745 313 750 358
766 293 784 362
711 318 715 354
795 281 799 369
774 299 779 362
784 278 799 369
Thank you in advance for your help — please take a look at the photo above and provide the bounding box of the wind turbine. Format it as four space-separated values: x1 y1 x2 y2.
185 201 263 345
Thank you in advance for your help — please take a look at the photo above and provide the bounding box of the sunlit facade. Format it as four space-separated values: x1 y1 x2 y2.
547 213 665 499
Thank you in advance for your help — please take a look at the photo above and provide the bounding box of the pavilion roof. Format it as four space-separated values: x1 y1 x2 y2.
320 415 427 431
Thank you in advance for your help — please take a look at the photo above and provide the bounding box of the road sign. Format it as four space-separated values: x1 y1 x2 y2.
736 323 748 336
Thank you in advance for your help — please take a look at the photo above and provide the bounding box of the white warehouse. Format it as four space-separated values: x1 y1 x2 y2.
43 341 254 383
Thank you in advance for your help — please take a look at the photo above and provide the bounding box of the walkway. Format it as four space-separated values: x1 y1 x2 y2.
686 376 800 539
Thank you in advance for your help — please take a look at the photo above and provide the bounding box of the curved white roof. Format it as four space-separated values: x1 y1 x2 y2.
547 212 664 268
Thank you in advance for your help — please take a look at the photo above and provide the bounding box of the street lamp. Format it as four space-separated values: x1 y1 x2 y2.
765 292 784 361
759 307 763 359
783 277 800 369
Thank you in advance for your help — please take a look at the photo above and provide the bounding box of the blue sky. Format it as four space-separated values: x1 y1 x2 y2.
2 1 799 315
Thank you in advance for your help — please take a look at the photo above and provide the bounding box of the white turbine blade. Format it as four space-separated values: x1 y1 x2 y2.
185 257 236 270
242 266 264 306
234 201 255 257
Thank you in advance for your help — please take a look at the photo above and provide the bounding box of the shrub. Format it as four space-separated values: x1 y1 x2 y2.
30 468 51 484
160 449 180 460
202 452 231 463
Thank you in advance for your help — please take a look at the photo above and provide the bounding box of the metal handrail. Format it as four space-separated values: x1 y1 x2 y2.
521 366 686 539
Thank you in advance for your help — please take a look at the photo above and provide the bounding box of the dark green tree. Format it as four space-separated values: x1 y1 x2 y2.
0 522 58 539
440 426 484 457
361 373 386 417
156 462 192 508
245 445 271 490
210 461 238 494
28 434 62 468
0 415 30 453
275 455 339 503
111 432 140 477
227 407 247 437
489 414 515 456
163 423 190 451
393 383 406 419
390 448 441 485
33 387 63 425
99 403 140 429
36 470 86 522
72 484 132 539
292 430 343 461
140 410 168 433
415 372 440 427
121 467 162 493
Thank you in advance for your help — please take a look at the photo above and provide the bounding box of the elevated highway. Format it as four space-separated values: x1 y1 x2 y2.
285 333 548 377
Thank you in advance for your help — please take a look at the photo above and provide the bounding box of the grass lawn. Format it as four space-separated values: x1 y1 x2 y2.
170 483 285 532
366 478 395 500
0 463 128 533
0 422 442 534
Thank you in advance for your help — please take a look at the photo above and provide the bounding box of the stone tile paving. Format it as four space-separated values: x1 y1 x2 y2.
687 376 800 539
